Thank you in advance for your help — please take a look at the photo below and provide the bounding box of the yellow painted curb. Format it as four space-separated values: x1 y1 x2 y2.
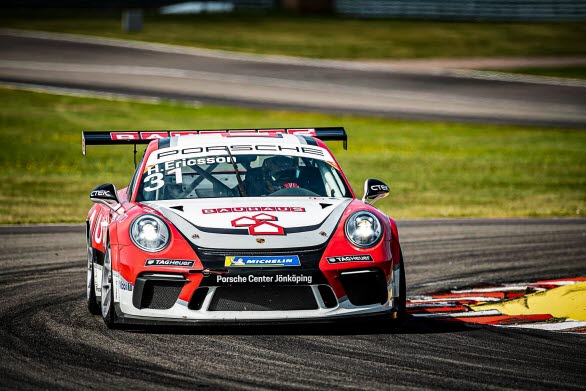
472 282 586 321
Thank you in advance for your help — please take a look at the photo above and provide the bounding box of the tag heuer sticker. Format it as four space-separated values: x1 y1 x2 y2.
326 255 374 264
145 259 195 267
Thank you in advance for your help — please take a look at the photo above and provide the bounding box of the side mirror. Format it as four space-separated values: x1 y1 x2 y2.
90 183 122 214
362 178 390 205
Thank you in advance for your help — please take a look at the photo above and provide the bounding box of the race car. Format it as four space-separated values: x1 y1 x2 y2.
83 127 406 328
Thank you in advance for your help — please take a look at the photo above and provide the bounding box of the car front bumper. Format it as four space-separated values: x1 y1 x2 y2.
111 264 401 325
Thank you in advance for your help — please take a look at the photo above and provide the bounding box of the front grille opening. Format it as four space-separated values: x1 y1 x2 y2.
339 269 388 306
188 287 209 310
141 280 184 309
208 285 318 311
318 285 338 308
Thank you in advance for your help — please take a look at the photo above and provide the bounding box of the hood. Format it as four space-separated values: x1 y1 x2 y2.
142 197 352 250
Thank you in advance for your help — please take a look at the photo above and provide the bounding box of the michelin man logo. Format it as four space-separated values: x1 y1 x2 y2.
232 258 246 266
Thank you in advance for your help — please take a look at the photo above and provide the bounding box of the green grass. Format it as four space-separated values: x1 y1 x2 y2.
0 87 585 224
493 66 586 80
1 10 586 59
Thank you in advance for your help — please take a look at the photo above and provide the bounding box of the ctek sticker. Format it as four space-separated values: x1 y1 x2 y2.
90 190 113 198
225 255 300 267
326 255 374 264
145 259 195 267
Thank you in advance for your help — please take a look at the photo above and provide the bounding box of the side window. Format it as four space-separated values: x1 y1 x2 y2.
127 158 143 200
321 165 347 198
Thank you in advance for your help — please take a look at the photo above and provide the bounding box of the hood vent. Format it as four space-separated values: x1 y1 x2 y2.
170 205 184 212
319 203 333 209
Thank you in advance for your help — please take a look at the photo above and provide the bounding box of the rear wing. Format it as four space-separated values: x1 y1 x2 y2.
82 127 347 155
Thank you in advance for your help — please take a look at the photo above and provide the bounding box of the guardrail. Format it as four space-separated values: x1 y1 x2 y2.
336 0 586 21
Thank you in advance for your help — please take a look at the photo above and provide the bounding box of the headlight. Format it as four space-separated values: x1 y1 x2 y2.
130 215 170 252
344 211 383 248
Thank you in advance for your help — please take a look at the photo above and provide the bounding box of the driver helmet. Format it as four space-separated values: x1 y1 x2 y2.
262 156 299 192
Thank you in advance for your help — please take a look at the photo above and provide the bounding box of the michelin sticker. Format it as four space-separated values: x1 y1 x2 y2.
326 255 374 264
225 255 301 267
120 280 133 291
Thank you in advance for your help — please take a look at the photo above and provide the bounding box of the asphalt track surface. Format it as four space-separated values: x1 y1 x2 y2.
0 219 585 390
1 30 586 127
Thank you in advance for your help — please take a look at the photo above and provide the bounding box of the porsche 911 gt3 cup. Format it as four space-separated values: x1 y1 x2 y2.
83 127 406 328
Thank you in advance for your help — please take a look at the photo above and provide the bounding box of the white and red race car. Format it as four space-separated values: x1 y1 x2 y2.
83 127 405 328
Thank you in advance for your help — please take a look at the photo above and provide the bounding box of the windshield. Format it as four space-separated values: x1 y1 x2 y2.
137 154 351 201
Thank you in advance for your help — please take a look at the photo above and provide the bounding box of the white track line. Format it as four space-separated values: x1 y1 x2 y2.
408 296 502 303
411 310 502 318
407 303 464 308
0 80 201 106
504 320 586 332
446 69 586 88
450 286 531 293
531 280 585 286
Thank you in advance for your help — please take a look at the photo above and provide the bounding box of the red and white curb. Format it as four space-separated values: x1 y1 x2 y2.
407 277 586 334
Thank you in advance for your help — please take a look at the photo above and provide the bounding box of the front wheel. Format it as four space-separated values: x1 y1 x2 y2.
101 241 119 329
395 250 407 323
376 250 406 329
86 246 101 315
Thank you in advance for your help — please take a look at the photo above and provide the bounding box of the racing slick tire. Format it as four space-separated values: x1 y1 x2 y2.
86 245 101 315
101 241 119 329
396 250 407 323
373 250 406 329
